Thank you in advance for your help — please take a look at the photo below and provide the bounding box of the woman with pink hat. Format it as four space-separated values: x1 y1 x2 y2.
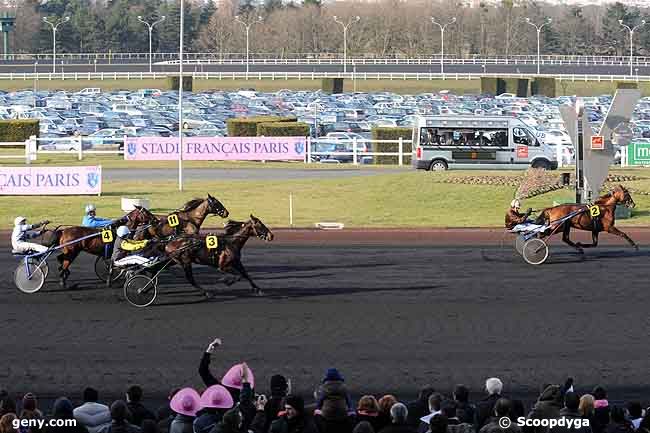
193 385 234 433
198 338 256 430
169 388 201 433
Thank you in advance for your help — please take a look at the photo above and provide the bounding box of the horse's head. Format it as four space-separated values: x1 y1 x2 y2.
207 194 229 218
612 185 635 208
124 205 159 230
249 214 274 242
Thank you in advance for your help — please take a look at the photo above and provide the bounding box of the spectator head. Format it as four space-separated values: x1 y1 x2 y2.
0 395 16 417
564 392 579 412
222 364 255 390
486 378 503 396
627 402 643 419
592 386 607 401
0 413 17 433
428 393 443 413
83 388 99 403
579 394 595 418
110 400 131 424
390 403 408 425
611 406 626 423
494 398 512 418
270 375 289 397
357 395 379 414
441 400 457 419
141 420 160 433
200 385 234 410
418 386 436 403
52 397 74 419
126 386 143 403
453 385 469 403
21 393 37 412
353 421 375 433
378 395 398 416
284 395 304 420
169 388 201 417
429 414 449 433
322 368 344 384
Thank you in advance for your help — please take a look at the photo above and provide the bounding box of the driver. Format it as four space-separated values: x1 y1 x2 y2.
82 204 113 228
112 226 164 267
505 199 533 230
12 216 50 254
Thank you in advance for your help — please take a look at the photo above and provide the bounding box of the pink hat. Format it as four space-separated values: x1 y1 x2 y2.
170 388 201 417
221 364 255 390
200 385 234 409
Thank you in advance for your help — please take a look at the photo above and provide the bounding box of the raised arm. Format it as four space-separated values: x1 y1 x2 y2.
199 338 222 387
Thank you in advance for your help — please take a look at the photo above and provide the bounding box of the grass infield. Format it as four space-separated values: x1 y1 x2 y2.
2 167 650 229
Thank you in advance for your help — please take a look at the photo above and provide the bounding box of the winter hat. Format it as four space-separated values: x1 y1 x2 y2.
22 393 36 411
270 375 288 397
200 385 234 410
285 395 305 415
52 398 74 418
221 364 255 390
322 368 344 383
170 388 201 417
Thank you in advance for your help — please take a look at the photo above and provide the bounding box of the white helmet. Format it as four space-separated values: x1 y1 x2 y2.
85 204 96 214
117 226 130 238
14 216 26 226
510 199 521 209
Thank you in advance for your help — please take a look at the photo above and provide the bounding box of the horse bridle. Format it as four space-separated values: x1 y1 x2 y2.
207 196 228 218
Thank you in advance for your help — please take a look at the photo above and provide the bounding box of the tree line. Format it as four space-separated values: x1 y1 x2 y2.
5 0 650 58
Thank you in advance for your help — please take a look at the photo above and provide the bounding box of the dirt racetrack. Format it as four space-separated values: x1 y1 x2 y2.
1 229 649 405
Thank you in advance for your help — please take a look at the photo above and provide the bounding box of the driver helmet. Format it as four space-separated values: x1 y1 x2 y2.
116 226 130 238
14 216 26 226
85 204 96 214
510 199 521 210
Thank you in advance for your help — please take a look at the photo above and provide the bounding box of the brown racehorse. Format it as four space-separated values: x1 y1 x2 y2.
133 194 229 240
164 215 274 296
535 185 638 253
54 207 158 287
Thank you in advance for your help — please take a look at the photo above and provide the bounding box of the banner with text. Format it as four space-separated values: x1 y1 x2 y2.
0 166 102 195
124 137 306 161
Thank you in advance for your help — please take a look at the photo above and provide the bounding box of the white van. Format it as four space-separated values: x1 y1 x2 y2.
111 104 143 116
412 115 558 171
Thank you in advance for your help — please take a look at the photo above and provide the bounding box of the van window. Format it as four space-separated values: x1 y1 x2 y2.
513 127 539 147
420 127 508 147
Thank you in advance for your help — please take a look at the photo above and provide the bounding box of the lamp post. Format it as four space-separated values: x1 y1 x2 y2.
42 16 69 73
525 17 551 75
619 19 646 77
430 17 456 74
234 15 263 77
137 15 166 73
178 0 184 191
333 15 360 74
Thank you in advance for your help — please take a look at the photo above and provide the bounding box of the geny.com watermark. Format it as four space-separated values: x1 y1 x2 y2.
12 418 78 430
499 417 590 429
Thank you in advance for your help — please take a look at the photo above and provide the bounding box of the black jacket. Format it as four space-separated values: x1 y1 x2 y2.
126 402 156 427
355 412 383 432
407 400 430 428
476 395 502 430
479 420 522 433
314 414 355 433
456 402 476 426
604 422 634 433
270 415 319 433
526 386 563 433
379 424 418 433
551 409 592 433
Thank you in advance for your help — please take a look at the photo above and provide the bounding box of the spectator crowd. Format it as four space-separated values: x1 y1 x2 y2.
1 339 649 433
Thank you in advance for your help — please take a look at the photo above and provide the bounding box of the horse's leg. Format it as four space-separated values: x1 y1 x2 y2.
607 226 639 251
58 248 78 287
232 260 263 295
562 223 584 253
182 263 202 290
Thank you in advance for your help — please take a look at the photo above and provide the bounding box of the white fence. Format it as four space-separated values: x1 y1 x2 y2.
306 137 411 166
19 136 125 162
3 71 650 82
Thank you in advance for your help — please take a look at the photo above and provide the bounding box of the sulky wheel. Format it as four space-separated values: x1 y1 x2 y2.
522 238 549 265
14 262 45 294
27 257 49 280
515 235 526 255
124 275 158 308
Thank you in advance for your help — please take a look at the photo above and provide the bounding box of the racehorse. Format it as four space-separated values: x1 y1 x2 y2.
54 207 158 288
535 185 638 253
133 194 229 240
164 215 274 296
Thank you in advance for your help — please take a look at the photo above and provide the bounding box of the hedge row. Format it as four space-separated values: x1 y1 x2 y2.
167 76 193 92
227 116 297 137
0 119 39 142
371 127 412 165
257 122 310 137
